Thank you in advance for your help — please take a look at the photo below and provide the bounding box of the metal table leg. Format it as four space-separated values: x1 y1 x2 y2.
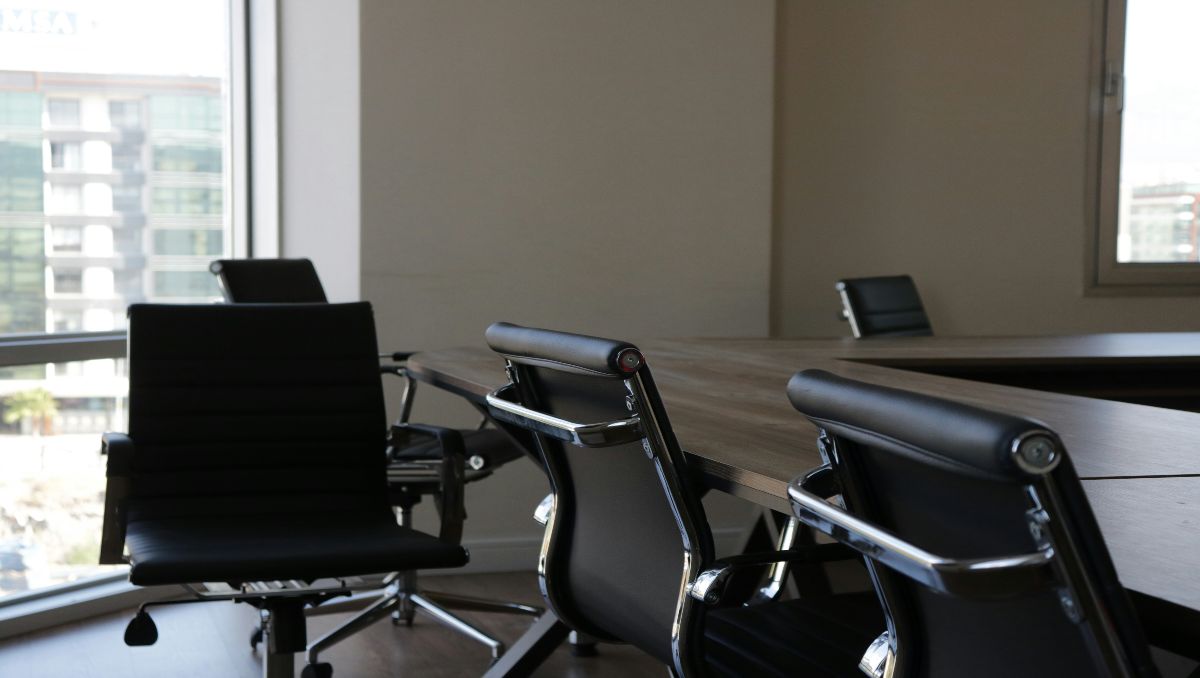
481 612 570 678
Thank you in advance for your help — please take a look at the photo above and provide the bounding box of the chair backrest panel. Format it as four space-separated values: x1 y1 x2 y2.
209 258 328 303
836 275 932 338
486 323 713 668
126 302 388 521
533 368 690 664
788 369 1157 678
841 438 1099 676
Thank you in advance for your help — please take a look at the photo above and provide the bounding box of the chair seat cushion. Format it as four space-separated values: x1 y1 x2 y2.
704 591 884 678
393 427 525 469
125 512 468 586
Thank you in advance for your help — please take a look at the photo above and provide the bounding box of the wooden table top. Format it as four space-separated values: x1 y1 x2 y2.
408 334 1200 614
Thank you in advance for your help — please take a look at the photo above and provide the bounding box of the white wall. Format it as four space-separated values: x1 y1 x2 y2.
359 0 776 565
774 0 1200 338
278 0 360 302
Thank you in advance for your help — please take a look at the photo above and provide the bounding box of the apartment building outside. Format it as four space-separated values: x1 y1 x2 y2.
1119 182 1200 263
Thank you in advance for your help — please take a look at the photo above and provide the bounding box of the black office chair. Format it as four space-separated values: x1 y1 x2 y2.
483 322 884 677
787 369 1160 677
207 258 541 659
209 258 330 303
99 302 475 678
209 257 525 475
835 275 932 338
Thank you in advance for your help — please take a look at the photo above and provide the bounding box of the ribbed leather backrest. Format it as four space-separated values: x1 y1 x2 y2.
836 275 932 337
487 323 713 667
210 258 328 303
125 303 388 521
788 370 1157 678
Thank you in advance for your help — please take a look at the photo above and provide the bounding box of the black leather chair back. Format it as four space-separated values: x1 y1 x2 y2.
836 275 932 338
787 370 1157 678
124 303 389 523
485 323 713 673
210 258 328 303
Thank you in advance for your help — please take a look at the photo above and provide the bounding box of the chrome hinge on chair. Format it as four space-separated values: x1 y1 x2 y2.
859 631 894 678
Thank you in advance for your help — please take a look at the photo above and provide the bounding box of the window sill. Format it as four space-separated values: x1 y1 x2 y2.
0 574 182 641
1085 282 1200 297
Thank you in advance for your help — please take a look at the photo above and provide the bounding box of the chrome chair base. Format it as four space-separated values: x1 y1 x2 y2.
304 579 543 668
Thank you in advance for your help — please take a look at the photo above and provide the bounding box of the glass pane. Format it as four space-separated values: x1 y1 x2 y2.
152 269 220 298
0 0 231 340
153 228 223 256
1117 0 1200 262
0 359 129 599
0 2 233 603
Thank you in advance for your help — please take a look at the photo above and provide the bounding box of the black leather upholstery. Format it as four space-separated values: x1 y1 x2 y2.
787 369 1044 483
487 323 708 667
212 259 528 479
120 303 467 586
485 322 642 377
836 275 932 338
126 514 465 586
391 427 523 467
210 258 328 303
705 592 881 678
788 371 1158 677
487 323 882 676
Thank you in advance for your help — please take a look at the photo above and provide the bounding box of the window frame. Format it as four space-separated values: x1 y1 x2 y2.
1087 0 1200 294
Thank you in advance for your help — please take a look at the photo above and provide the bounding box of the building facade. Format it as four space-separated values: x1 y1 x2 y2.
0 70 226 432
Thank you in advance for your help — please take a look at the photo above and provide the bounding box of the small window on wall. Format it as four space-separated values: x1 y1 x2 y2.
53 310 84 333
52 269 83 295
47 185 82 214
153 229 223 256
46 98 80 127
108 100 141 129
49 142 82 171
52 226 84 254
153 144 222 173
151 186 222 215
112 185 142 213
1091 0 1200 290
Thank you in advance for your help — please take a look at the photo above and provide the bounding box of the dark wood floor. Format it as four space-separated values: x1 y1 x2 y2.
5 570 1198 678
0 572 664 678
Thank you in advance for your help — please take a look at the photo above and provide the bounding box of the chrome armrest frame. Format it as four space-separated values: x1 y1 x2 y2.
687 543 858 605
788 465 1056 599
485 384 642 447
533 493 554 526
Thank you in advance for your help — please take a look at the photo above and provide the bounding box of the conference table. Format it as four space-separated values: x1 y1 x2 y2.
407 333 1200 674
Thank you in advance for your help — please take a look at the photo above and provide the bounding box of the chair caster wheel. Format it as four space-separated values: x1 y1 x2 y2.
249 626 262 649
300 663 333 678
392 610 415 627
570 641 598 657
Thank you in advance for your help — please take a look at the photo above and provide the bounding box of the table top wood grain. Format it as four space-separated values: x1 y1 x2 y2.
408 334 1200 614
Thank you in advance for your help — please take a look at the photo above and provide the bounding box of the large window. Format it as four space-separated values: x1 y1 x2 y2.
0 0 249 611
0 359 128 599
1093 0 1200 290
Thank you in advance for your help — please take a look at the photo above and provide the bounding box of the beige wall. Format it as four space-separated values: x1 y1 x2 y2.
775 0 1200 338
278 0 360 302
360 0 775 564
